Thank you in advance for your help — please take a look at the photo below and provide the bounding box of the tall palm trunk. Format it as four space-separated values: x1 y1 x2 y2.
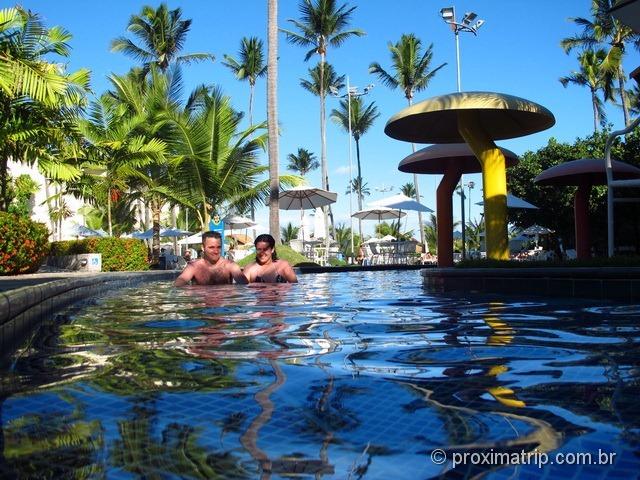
249 82 255 127
618 66 630 126
407 96 425 246
267 0 280 243
591 88 600 133
107 188 113 237
151 199 162 263
355 137 363 239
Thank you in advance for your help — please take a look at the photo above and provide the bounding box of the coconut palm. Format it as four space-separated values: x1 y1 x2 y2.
283 0 365 194
561 0 640 126
560 49 611 132
111 3 214 74
267 0 280 243
281 222 300 244
400 182 416 199
332 222 359 257
300 62 345 97
369 33 446 246
345 177 370 197
287 148 320 178
0 7 90 211
222 37 267 126
330 95 379 212
162 86 300 232
299 61 344 230
76 93 166 236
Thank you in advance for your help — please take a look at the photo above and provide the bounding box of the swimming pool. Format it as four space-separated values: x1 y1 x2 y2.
1 270 639 478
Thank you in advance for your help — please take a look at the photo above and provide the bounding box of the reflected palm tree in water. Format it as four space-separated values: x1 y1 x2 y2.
112 402 250 479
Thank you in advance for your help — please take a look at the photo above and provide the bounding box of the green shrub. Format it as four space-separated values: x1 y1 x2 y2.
0 212 50 275
50 238 149 271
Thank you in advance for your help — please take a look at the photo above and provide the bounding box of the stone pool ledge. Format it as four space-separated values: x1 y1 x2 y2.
0 270 177 364
423 266 640 302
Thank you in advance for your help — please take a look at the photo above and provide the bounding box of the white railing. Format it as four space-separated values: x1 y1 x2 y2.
605 116 640 257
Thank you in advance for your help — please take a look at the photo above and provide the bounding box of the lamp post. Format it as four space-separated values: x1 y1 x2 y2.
330 79 374 259
440 6 484 259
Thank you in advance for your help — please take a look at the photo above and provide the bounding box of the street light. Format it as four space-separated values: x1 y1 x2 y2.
440 6 484 259
330 78 374 259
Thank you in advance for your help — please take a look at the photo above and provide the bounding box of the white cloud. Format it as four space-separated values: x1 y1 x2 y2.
334 165 351 175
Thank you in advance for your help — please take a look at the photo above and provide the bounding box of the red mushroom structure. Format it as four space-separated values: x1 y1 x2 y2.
385 91 555 261
534 158 640 259
399 143 519 267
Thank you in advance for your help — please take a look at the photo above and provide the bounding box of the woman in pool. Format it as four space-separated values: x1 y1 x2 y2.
243 234 298 283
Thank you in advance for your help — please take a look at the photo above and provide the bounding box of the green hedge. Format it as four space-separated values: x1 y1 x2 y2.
50 238 149 271
0 212 50 275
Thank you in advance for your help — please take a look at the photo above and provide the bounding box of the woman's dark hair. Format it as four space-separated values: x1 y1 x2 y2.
254 233 278 261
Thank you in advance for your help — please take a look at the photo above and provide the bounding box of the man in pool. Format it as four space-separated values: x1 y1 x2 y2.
243 234 298 283
174 231 248 286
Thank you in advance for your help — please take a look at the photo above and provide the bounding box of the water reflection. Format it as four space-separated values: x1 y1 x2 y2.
1 272 640 478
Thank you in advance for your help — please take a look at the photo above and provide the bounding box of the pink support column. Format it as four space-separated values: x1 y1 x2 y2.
436 166 462 267
574 183 591 259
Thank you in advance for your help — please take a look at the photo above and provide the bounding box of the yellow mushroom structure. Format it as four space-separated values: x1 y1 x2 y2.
399 144 518 267
385 91 555 260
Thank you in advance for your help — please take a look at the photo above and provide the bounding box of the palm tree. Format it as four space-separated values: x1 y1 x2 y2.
332 222 358 257
423 213 438 254
267 0 280 243
281 222 300 244
222 37 267 126
0 7 90 211
561 0 640 126
345 177 370 198
162 86 264 229
330 95 379 210
111 3 214 74
300 62 346 98
400 182 416 198
287 148 319 178
76 93 166 236
369 33 446 246
283 0 365 193
560 49 611 132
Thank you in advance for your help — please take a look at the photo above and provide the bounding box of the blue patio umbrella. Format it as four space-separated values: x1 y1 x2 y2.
70 224 107 238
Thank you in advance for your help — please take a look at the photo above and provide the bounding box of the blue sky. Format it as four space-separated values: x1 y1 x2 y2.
19 0 640 237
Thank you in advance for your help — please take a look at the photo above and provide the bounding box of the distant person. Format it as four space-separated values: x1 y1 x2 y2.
174 231 248 286
356 243 366 265
244 234 298 283
183 249 192 262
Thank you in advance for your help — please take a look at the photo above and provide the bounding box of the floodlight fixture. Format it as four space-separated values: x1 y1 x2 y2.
440 7 454 21
462 12 477 25
474 19 485 30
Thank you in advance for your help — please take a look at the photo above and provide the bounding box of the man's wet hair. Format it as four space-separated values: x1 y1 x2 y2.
202 231 222 243
255 233 278 261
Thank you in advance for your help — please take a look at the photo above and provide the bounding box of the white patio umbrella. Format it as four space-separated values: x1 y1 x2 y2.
223 215 257 243
178 232 206 245
476 193 539 210
132 227 190 240
370 193 433 247
352 207 406 222
279 186 337 242
369 193 433 212
223 215 257 230
521 224 555 247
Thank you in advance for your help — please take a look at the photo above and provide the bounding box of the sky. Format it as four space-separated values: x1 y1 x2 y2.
17 0 640 238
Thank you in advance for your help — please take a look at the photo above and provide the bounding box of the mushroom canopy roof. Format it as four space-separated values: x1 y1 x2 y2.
385 91 556 143
534 158 640 186
398 143 519 174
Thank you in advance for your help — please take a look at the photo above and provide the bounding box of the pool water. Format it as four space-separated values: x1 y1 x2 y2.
2 270 640 479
